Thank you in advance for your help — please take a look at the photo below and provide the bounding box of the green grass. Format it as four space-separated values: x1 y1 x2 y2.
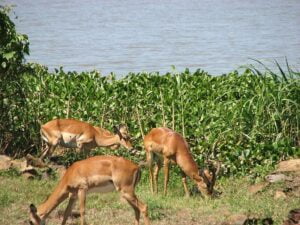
1 172 299 225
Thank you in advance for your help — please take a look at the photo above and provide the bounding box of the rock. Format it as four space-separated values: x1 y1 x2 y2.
223 216 274 225
225 214 248 225
0 161 12 170
261 217 274 225
0 155 12 170
248 182 269 194
276 159 300 172
0 155 11 161
288 209 300 223
274 190 286 199
265 173 288 183
41 167 56 180
20 165 35 173
282 208 300 225
22 172 35 180
11 159 27 171
282 221 293 225
22 166 39 176
41 171 51 180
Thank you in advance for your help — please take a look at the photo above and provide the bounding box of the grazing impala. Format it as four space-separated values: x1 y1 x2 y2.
29 155 150 225
40 119 133 159
144 127 219 197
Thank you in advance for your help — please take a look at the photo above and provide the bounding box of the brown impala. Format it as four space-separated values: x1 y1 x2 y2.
29 155 150 225
144 127 219 197
40 119 133 159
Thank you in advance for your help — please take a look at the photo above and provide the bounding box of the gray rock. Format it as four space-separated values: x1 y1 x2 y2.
265 173 288 183
0 155 12 170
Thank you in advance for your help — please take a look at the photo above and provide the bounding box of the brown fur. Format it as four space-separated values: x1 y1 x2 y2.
40 119 133 159
29 155 150 225
144 127 216 197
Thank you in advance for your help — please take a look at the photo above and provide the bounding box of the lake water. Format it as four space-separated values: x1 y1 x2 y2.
8 0 300 77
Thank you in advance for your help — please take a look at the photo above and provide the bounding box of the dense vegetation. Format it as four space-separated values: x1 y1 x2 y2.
1 6 299 177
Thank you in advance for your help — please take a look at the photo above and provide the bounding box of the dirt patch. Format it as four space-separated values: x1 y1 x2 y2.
276 159 300 172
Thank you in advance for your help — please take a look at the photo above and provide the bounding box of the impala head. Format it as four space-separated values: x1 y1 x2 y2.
29 204 43 225
199 160 221 197
113 124 133 150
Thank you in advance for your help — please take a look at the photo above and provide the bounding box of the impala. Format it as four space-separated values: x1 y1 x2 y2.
40 119 133 159
29 155 150 225
144 127 219 197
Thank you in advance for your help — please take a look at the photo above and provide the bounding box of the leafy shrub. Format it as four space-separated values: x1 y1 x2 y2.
0 5 32 157
9 65 298 176
0 5 29 73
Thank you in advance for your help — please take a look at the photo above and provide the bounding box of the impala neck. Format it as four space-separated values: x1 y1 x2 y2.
177 150 212 194
174 140 200 177
95 130 120 147
37 182 68 220
177 150 199 174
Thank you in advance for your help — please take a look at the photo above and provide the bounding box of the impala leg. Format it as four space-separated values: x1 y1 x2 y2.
146 151 154 194
40 143 57 160
62 193 77 225
163 158 170 196
153 160 162 195
40 142 50 159
83 147 90 156
79 139 94 156
78 189 87 225
78 142 90 157
181 172 190 197
122 191 150 225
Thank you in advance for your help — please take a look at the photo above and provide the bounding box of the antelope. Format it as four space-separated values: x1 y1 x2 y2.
40 118 133 159
144 127 219 197
29 155 150 225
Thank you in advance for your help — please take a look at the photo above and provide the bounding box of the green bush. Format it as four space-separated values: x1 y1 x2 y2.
9 65 299 176
0 5 29 73
0 5 32 157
